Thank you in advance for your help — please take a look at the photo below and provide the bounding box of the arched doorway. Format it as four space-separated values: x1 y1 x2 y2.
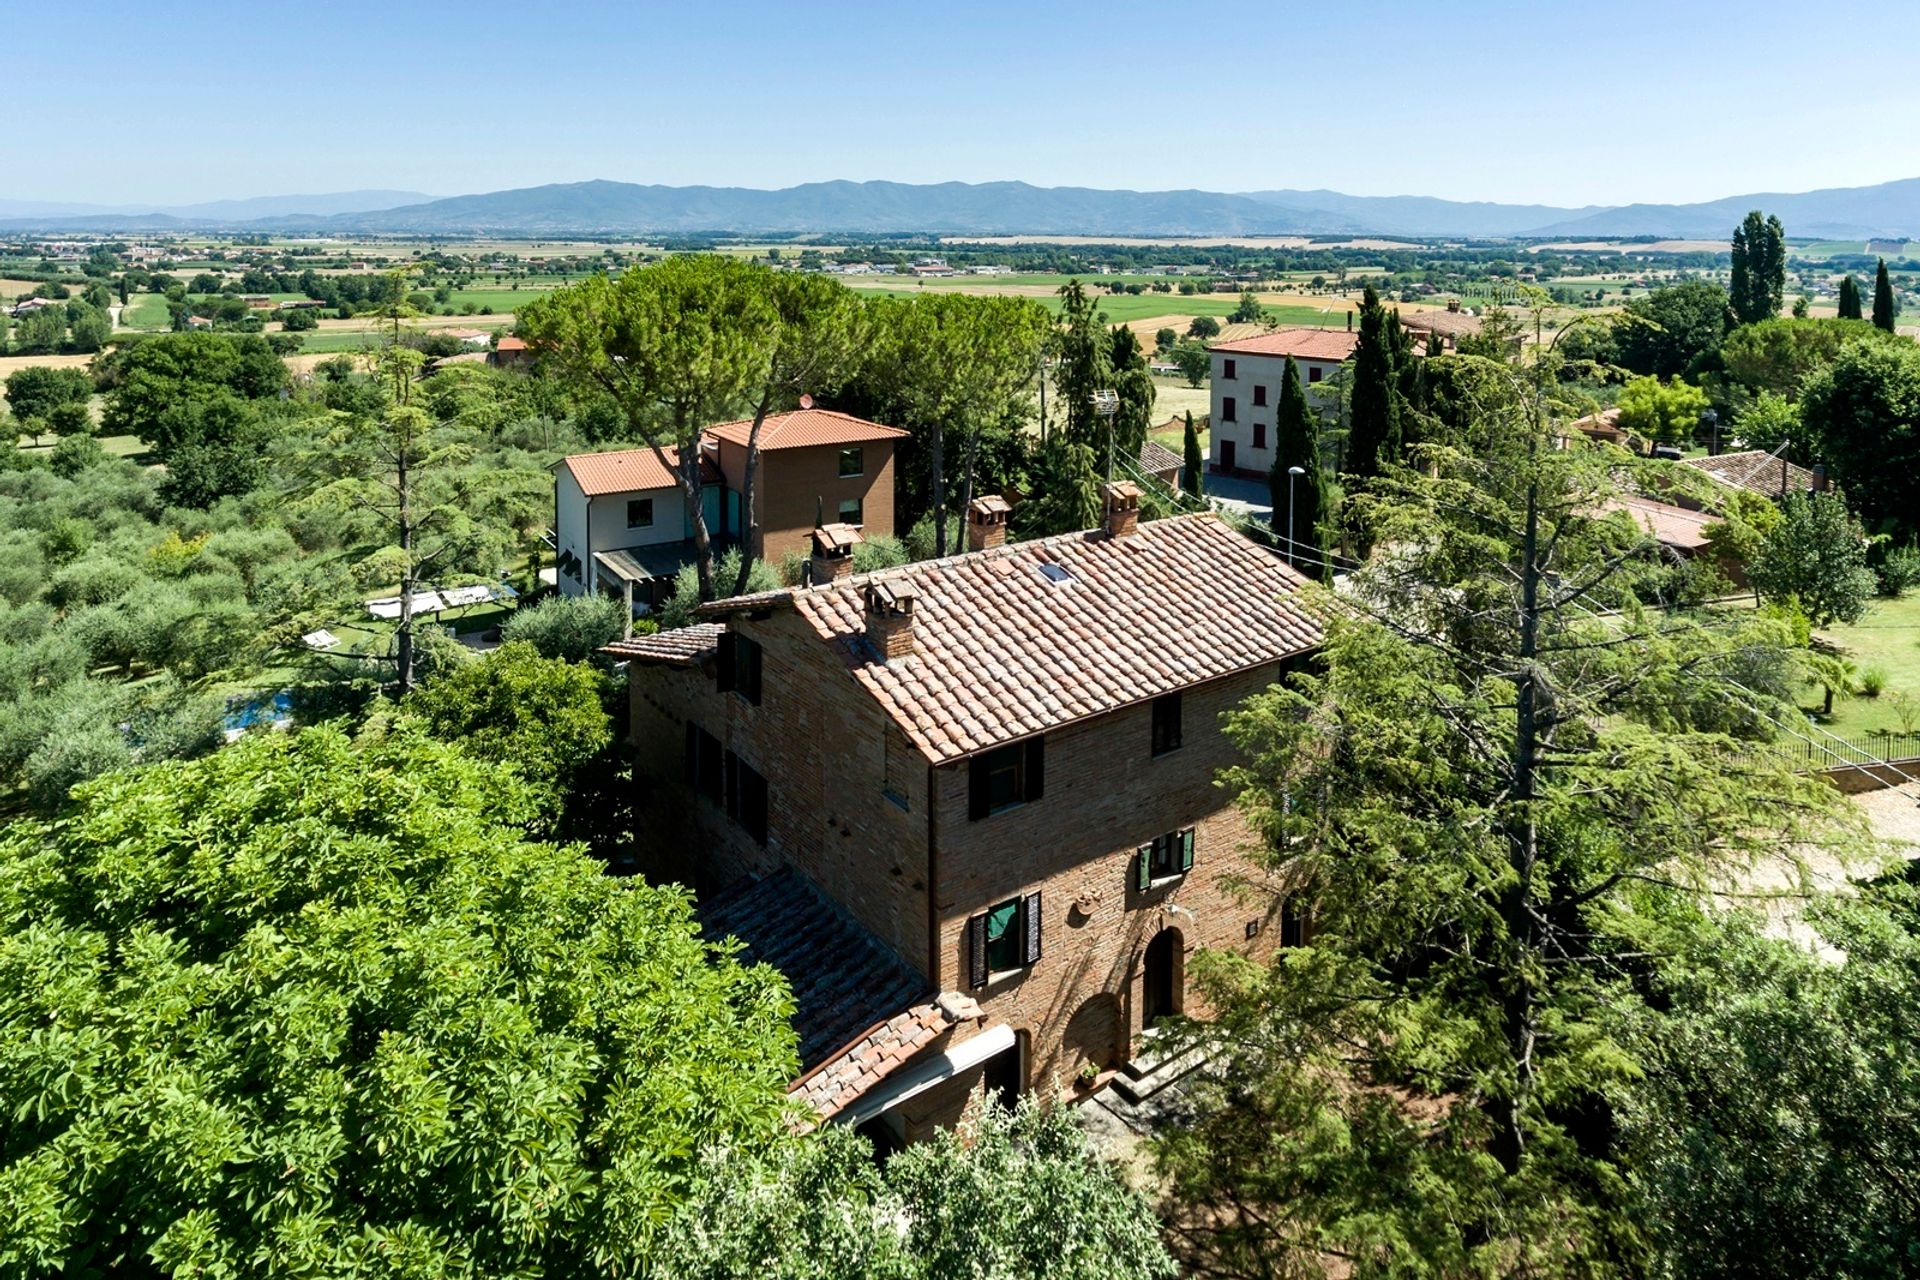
1142 927 1184 1029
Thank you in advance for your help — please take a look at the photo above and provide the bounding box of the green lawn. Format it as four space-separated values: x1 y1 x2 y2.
1812 593 1920 737
291 331 383 355
119 293 172 329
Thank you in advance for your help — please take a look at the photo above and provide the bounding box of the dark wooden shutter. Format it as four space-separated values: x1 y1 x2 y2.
683 722 698 786
1024 737 1044 802
1135 846 1152 892
1180 828 1195 873
715 632 736 693
1021 891 1042 965
967 912 990 989
968 756 990 821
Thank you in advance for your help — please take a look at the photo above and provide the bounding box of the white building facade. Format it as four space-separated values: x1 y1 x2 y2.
1207 328 1358 478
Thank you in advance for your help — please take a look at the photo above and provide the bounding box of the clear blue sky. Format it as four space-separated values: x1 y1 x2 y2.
12 0 1917 208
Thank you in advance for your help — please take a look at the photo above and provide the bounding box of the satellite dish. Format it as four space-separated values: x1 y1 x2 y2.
799 393 815 409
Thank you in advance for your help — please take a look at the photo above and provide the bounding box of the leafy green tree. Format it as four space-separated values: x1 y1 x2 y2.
1872 256 1897 332
1748 490 1877 626
1017 436 1101 538
1623 888 1920 1278
404 640 613 821
281 305 319 331
1718 316 1900 398
3 365 92 422
500 591 627 662
1615 280 1730 378
0 728 798 1277
1186 314 1221 339
1343 284 1400 480
1229 290 1265 324
1268 356 1327 574
1799 337 1920 540
1154 326 1177 352
1159 415 1849 1278
99 330 286 447
657 1095 1176 1280
1837 273 1863 320
1181 410 1203 498
1728 210 1787 325
1615 374 1710 444
1170 340 1210 388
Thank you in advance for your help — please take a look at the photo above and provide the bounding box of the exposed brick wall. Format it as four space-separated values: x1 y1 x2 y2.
627 620 1304 1104
716 439 899 564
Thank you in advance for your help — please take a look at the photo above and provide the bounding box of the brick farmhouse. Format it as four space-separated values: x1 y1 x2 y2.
553 408 906 615
609 484 1323 1145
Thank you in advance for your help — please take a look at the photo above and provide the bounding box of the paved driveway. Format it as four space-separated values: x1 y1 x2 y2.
1205 471 1273 521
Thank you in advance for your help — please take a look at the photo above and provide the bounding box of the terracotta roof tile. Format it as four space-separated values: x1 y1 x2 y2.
602 622 724 665
1600 497 1716 551
1139 438 1184 475
1209 326 1359 362
700 513 1322 763
1682 450 1820 499
556 447 680 497
704 407 908 451
700 867 927 1071
790 1001 951 1121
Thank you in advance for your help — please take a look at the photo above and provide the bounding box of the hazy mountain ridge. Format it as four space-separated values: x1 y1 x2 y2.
4 178 1919 240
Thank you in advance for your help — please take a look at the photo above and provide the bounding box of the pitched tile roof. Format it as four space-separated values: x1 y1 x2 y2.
556 446 680 496
700 867 928 1071
704 407 909 451
698 513 1322 763
602 621 723 665
1601 496 1716 551
1139 438 1184 475
1209 326 1360 363
1682 450 1820 499
790 1000 953 1121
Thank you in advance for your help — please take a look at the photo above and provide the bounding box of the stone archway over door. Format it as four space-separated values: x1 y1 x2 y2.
1142 927 1184 1028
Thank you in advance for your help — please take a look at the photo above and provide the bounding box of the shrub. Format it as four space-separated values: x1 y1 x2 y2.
1876 544 1920 598
853 533 908 573
905 513 962 562
499 591 626 662
1858 665 1888 698
48 434 105 479
658 549 779 630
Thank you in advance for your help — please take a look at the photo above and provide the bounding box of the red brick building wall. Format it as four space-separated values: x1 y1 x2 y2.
715 439 899 564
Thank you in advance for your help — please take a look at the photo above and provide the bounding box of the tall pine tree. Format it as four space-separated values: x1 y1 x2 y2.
1838 274 1863 320
1181 410 1203 498
1268 355 1328 575
1345 285 1401 481
1729 210 1787 325
1873 257 1897 332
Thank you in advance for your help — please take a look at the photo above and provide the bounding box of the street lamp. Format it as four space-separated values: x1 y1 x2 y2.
1286 465 1305 570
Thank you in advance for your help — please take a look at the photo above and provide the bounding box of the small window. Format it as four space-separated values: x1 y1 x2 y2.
968 891 1042 987
686 724 723 805
838 446 864 477
1308 366 1322 384
626 497 654 529
726 752 769 845
1151 692 1182 756
1279 895 1307 948
718 633 763 706
1038 563 1072 585
882 726 913 811
838 497 863 525
1223 358 1236 379
1253 423 1267 450
1221 396 1236 423
1253 384 1267 407
968 738 1044 819
1133 828 1196 890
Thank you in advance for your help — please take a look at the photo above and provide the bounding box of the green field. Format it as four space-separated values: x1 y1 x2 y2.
119 294 172 329
1813 593 1920 736
291 331 383 355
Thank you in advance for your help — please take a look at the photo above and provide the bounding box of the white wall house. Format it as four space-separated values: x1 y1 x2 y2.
1207 328 1358 478
552 448 696 610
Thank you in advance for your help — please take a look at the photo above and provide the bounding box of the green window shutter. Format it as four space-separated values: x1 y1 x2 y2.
1180 828 1195 873
1135 846 1152 892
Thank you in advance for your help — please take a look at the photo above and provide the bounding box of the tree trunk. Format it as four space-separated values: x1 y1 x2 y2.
731 388 774 597
930 419 948 559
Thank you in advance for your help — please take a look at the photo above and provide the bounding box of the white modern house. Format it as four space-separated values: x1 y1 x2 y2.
551 446 729 617
1207 328 1358 478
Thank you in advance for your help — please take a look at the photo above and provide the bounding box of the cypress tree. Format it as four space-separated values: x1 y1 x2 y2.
1761 214 1787 317
1873 258 1897 332
1181 410 1203 498
1269 355 1328 575
1838 275 1862 321
1729 215 1754 322
1345 285 1400 481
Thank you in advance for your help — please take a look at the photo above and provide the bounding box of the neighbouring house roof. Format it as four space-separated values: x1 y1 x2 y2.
1682 450 1820 499
592 544 697 585
699 867 930 1072
555 448 719 497
494 336 528 351
792 998 985 1122
696 513 1323 763
1400 308 1484 338
604 621 724 665
704 407 909 452
1208 326 1360 363
1138 438 1184 475
1602 496 1716 551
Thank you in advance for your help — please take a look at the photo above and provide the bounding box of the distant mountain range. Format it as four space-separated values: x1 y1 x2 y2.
4 178 1919 241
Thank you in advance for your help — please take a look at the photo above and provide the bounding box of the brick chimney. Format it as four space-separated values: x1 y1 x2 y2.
864 580 917 660
809 522 863 584
1102 481 1141 539
966 494 1012 551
